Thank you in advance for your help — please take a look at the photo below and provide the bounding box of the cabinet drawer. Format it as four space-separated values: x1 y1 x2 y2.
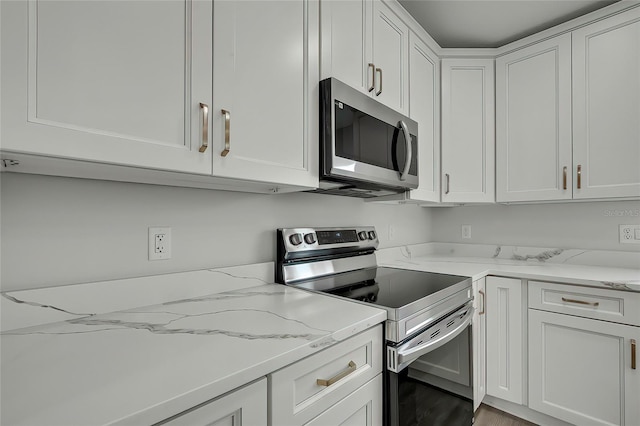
270 325 383 426
305 374 382 426
528 281 640 326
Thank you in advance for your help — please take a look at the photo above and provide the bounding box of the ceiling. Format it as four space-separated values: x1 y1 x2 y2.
397 0 620 48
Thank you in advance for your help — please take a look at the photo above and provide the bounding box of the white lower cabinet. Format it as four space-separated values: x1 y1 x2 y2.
305 374 383 426
485 276 524 405
472 278 487 412
269 325 383 426
160 378 267 425
529 309 640 426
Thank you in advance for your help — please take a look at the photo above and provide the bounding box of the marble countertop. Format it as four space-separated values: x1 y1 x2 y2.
376 243 640 291
0 264 386 426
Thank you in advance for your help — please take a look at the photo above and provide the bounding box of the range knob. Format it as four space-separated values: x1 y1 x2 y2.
368 231 377 240
289 233 302 246
358 231 368 241
304 233 317 244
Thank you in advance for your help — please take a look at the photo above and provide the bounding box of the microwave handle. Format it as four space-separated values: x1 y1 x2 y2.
399 120 412 181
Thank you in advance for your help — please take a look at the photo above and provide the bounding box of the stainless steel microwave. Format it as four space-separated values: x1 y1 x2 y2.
315 78 418 198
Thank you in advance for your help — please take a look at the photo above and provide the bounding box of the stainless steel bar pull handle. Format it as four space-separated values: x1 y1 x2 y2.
479 289 485 315
198 103 209 153
220 109 230 157
563 166 567 190
577 165 582 189
445 174 450 194
375 67 382 96
368 63 376 93
316 361 357 387
632 339 637 370
561 297 599 307
399 120 412 181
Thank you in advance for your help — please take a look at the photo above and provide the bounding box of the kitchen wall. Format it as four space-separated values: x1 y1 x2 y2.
3 174 639 292
0 173 432 291
429 200 640 251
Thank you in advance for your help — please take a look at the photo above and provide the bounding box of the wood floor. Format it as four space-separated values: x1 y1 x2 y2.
474 404 537 426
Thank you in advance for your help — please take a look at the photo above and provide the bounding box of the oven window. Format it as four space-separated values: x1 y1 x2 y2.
334 101 417 175
396 371 473 426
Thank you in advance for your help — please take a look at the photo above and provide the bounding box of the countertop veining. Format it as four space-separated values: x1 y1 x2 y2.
0 264 386 426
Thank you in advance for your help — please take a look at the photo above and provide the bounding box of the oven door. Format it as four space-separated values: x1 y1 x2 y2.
386 302 474 426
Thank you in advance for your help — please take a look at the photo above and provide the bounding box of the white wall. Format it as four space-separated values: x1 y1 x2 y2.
0 173 432 291
429 200 640 251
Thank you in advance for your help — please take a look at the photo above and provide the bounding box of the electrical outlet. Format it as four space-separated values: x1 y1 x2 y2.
149 227 172 260
619 224 640 244
462 224 472 239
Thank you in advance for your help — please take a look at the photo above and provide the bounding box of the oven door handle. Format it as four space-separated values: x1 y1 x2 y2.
396 304 473 368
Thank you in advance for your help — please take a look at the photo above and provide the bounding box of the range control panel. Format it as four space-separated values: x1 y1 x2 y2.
316 230 359 245
278 226 378 254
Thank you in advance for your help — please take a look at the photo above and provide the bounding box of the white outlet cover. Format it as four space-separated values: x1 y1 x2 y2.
149 227 172 260
619 224 640 245
462 224 472 239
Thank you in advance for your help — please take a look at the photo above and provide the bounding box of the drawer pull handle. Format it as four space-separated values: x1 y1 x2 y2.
478 289 485 315
561 297 599 307
316 361 357 387
563 166 567 190
632 339 636 370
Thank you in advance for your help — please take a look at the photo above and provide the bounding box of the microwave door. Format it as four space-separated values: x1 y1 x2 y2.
331 102 418 189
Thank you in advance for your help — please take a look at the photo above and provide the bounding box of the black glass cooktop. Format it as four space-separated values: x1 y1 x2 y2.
295 267 471 321
323 267 469 308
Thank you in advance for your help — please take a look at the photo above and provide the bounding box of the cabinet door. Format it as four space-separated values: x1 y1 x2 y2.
305 375 383 426
405 32 440 203
473 278 487 412
572 7 640 199
213 0 318 189
320 0 373 95
496 34 572 202
161 378 266 425
0 0 212 174
485 276 523 404
529 309 640 426
371 0 409 114
441 59 495 203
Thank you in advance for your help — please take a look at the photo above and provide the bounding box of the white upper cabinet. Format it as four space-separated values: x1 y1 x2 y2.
320 0 408 114
572 7 640 199
441 58 495 203
1 0 213 175
320 0 370 94
404 32 440 203
371 0 409 114
1 0 318 191
495 5 640 202
496 34 573 202
212 0 318 188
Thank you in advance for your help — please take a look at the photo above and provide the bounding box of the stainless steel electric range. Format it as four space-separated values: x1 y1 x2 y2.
276 226 475 426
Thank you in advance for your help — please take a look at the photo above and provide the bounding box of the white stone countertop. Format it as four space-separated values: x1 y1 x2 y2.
376 243 640 291
0 263 386 426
